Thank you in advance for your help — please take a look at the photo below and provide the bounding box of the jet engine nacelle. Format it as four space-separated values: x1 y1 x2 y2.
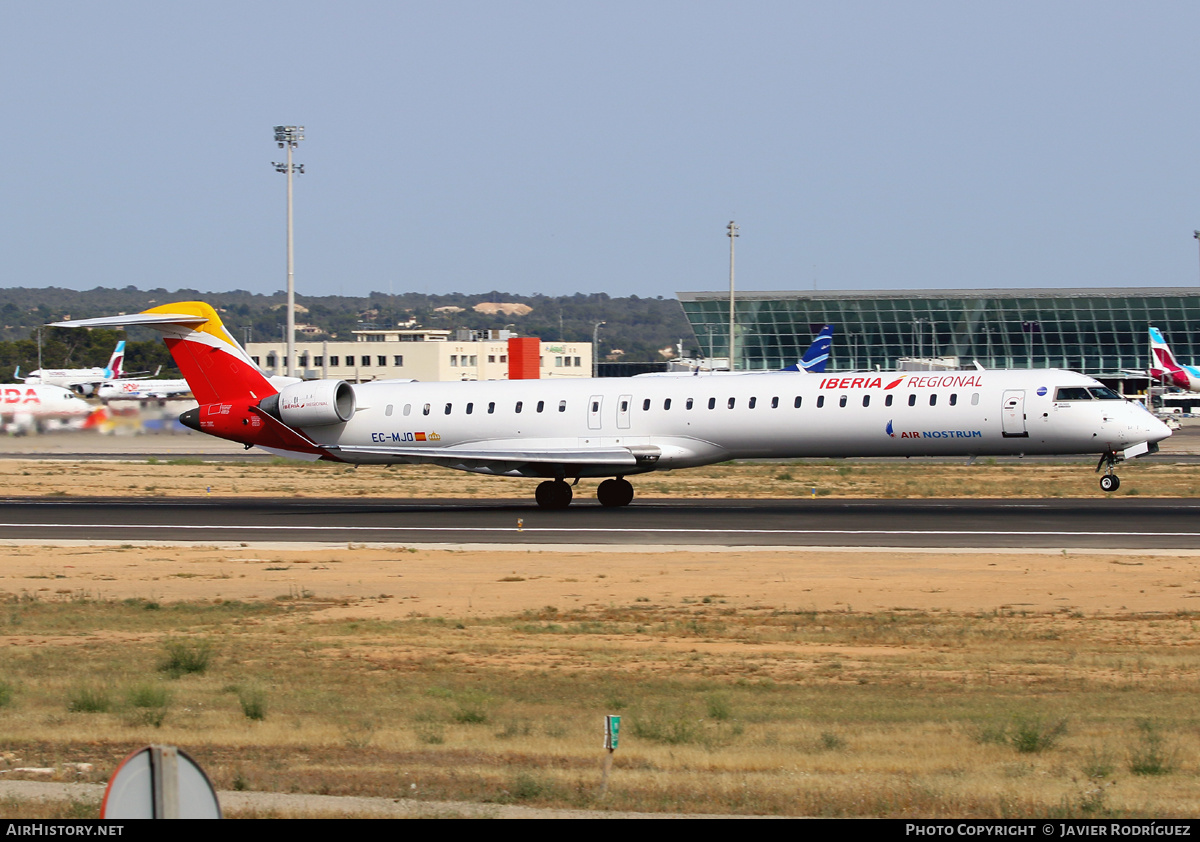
260 379 355 427
72 383 97 397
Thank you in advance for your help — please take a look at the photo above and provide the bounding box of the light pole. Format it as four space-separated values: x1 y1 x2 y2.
912 317 926 361
727 221 738 371
592 321 605 378
1193 231 1200 282
273 125 305 378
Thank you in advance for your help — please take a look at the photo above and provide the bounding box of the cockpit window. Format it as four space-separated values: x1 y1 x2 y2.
1054 387 1093 401
1088 387 1123 400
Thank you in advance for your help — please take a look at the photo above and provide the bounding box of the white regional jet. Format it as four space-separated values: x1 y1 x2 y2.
55 302 1171 504
95 378 192 403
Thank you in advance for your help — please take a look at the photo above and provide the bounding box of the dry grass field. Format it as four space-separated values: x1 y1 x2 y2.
0 453 1197 818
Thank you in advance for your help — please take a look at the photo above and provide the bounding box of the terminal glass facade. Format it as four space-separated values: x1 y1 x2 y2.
677 288 1200 376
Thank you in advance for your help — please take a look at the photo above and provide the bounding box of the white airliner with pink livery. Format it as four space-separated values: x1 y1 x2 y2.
56 302 1170 504
17 341 126 396
1149 327 1200 392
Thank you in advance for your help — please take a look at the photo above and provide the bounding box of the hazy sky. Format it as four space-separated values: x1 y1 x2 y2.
4 2 1200 299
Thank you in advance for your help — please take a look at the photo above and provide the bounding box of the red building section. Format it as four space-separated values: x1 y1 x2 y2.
507 337 540 379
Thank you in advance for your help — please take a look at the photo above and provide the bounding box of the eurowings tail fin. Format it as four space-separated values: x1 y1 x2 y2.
1149 326 1185 381
105 340 126 379
782 325 835 373
51 303 275 406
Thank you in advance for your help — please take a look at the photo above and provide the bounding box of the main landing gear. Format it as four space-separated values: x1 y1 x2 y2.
533 477 636 509
1096 450 1121 493
535 479 573 510
596 477 634 508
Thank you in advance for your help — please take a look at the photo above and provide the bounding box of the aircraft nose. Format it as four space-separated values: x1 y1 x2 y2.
1148 415 1173 443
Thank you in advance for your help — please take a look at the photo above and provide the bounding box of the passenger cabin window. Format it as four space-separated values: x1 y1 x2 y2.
749 397 757 409
908 394 916 406
727 397 736 409
886 394 893 407
488 402 495 414
403 404 411 416
515 401 523 413
537 400 544 413
708 397 716 409
558 400 567 412
444 403 452 415
385 404 393 417
423 403 430 415
592 400 599 412
929 394 937 406
771 397 779 409
839 395 847 408
686 398 694 410
793 396 802 408
816 396 825 408
643 399 651 411
620 400 628 412
862 395 870 407
664 398 672 410
949 394 957 406
466 402 474 415
971 393 980 406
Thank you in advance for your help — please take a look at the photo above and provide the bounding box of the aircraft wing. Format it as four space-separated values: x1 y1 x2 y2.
326 444 650 468
321 441 657 474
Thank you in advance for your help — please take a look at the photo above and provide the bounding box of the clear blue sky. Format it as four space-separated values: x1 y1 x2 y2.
4 1 1199 299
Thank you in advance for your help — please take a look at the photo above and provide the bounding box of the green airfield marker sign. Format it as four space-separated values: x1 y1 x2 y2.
600 715 620 796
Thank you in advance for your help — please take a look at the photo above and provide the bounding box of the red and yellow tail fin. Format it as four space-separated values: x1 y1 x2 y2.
53 302 276 406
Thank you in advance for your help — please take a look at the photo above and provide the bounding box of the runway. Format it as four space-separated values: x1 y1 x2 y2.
2 496 1199 549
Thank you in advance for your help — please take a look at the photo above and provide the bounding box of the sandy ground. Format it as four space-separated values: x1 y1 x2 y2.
3 542 1197 619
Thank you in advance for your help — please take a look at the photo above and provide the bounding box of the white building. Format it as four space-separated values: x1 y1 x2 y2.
246 328 592 382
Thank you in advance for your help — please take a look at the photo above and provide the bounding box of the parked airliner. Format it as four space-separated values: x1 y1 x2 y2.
1149 327 1200 391
56 303 1170 505
638 325 834 377
95 378 192 402
17 341 126 396
0 384 98 434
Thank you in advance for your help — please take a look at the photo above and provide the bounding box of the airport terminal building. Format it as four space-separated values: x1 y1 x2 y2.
677 287 1200 379
246 327 593 382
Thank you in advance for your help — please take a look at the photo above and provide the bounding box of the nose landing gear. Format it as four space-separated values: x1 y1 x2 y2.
1096 451 1121 492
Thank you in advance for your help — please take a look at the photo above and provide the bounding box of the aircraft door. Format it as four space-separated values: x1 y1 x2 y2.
1002 390 1028 438
617 394 632 430
588 395 603 430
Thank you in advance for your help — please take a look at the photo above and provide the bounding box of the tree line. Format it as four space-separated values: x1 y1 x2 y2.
0 287 697 379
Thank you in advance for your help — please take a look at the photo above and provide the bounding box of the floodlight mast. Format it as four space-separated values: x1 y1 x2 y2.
273 125 305 378
727 221 738 371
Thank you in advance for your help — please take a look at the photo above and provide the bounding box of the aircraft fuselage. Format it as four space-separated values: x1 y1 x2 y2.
302 368 1165 476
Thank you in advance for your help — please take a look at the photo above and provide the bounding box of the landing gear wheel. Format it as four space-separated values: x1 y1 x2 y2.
597 478 635 508
535 480 573 510
1100 474 1120 493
